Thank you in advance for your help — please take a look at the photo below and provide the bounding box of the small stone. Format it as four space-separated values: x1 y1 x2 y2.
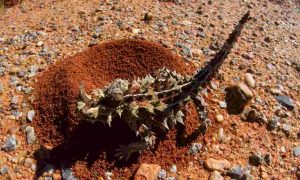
267 117 280 131
105 172 113 180
270 88 281 95
11 96 18 104
166 177 176 180
27 110 35 122
25 126 36 144
36 41 44 46
61 167 76 180
191 49 202 57
244 73 255 88
249 153 271 166
228 165 244 179
2 135 17 152
24 158 33 168
0 83 4 94
132 28 141 35
204 158 231 171
293 147 300 157
134 163 161 180
143 12 153 22
238 83 254 98
0 165 9 174
275 95 295 110
52 173 62 180
219 101 227 109
181 20 192 26
242 174 254 180
189 143 203 155
170 165 177 173
249 153 263 166
44 164 55 175
158 169 167 179
282 124 292 133
209 170 224 180
243 52 254 60
216 114 223 122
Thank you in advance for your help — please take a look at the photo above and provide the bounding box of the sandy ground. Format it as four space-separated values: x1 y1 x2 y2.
0 0 299 179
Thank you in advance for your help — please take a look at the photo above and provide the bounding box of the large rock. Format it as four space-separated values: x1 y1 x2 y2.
204 158 231 171
134 163 161 180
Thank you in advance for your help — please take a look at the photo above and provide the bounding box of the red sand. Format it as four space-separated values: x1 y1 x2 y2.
32 39 209 178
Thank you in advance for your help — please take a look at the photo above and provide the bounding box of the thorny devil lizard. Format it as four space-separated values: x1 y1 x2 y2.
78 11 250 160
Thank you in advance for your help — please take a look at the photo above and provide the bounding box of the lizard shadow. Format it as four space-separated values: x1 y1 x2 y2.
32 111 205 179
33 116 140 179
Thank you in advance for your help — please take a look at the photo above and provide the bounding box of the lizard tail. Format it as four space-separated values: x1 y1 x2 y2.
194 11 250 82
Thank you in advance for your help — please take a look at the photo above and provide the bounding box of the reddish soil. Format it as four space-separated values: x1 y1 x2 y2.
31 39 200 178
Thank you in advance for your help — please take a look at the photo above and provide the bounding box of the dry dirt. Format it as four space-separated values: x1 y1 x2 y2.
0 0 299 180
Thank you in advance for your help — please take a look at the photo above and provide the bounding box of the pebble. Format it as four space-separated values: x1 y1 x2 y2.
216 114 223 123
249 153 272 166
36 41 44 46
158 169 167 179
209 170 224 180
244 73 255 88
0 83 3 94
293 147 300 157
267 117 280 131
27 110 35 122
105 172 113 180
242 174 254 180
275 95 295 110
0 165 9 174
219 101 227 109
270 88 281 95
144 12 153 22
61 167 76 180
24 158 34 168
238 83 254 99
181 20 192 26
204 158 231 171
44 164 55 175
189 143 203 155
218 128 231 144
132 28 141 35
52 173 62 180
2 135 17 152
134 163 161 180
170 165 177 173
25 126 36 144
228 165 244 179
11 96 18 104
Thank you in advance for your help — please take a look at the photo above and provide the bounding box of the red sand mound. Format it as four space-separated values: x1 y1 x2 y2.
33 39 210 178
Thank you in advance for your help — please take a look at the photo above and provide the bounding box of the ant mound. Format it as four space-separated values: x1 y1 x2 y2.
32 39 203 178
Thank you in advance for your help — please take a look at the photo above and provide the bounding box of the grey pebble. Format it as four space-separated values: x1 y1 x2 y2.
27 110 35 122
219 101 227 109
0 165 9 174
2 135 17 152
228 165 244 179
189 143 203 155
267 117 280 131
158 169 167 179
170 165 177 173
61 167 77 180
293 147 300 157
275 95 295 110
25 126 36 144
